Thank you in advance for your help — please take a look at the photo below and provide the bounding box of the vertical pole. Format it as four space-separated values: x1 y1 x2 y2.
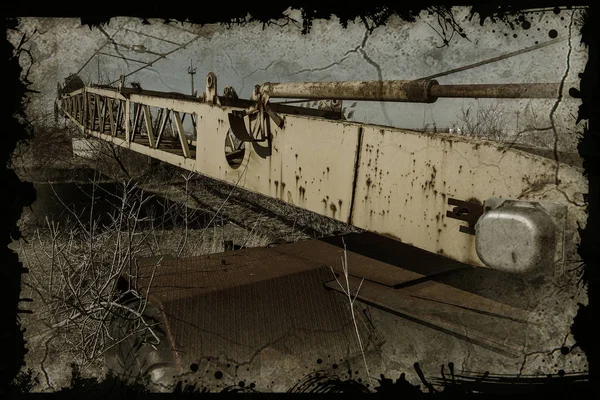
188 60 197 96
174 111 191 158
83 92 88 132
108 98 115 136
143 105 156 148
125 99 131 144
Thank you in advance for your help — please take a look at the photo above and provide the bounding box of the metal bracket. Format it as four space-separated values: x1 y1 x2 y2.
228 86 284 145
228 110 263 142
205 72 220 105
264 106 284 129
446 198 484 235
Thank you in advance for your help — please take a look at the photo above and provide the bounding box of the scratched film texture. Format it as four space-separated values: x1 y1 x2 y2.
8 6 589 392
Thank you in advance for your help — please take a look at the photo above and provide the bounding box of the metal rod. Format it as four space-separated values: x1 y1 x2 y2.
97 52 151 65
271 99 313 104
419 36 568 81
260 80 563 103
261 80 437 103
125 28 183 46
430 83 562 99
73 41 110 79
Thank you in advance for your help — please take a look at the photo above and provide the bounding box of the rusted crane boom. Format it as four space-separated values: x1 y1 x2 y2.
58 73 585 276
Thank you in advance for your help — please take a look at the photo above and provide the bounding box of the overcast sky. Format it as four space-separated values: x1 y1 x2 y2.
10 6 588 151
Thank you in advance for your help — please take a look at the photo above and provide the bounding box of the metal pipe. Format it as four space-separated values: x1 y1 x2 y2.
260 80 439 103
260 80 563 103
430 83 561 99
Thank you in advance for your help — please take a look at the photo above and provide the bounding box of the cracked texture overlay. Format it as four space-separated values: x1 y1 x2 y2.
6 5 591 394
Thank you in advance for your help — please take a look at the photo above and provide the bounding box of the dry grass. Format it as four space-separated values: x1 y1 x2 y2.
144 174 362 243
14 172 275 392
328 237 374 387
12 124 360 392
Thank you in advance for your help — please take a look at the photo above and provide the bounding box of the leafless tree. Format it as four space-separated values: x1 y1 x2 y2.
455 100 508 142
18 176 165 372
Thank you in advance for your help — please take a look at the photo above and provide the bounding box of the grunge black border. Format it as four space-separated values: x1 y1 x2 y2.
2 0 597 396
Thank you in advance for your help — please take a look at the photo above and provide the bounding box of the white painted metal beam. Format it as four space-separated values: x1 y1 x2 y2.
59 87 586 271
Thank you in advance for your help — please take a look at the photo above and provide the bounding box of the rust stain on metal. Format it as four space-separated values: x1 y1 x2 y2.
330 202 337 218
61 80 585 269
261 79 438 103
261 80 560 104
430 82 560 99
465 197 482 205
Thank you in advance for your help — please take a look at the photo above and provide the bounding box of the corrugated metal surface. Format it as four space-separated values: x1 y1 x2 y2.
324 276 529 358
130 234 536 373
133 241 390 371
270 239 423 287
276 233 467 287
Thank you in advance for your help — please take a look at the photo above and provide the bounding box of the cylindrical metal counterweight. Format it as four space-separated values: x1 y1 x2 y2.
260 80 562 103
260 80 440 103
